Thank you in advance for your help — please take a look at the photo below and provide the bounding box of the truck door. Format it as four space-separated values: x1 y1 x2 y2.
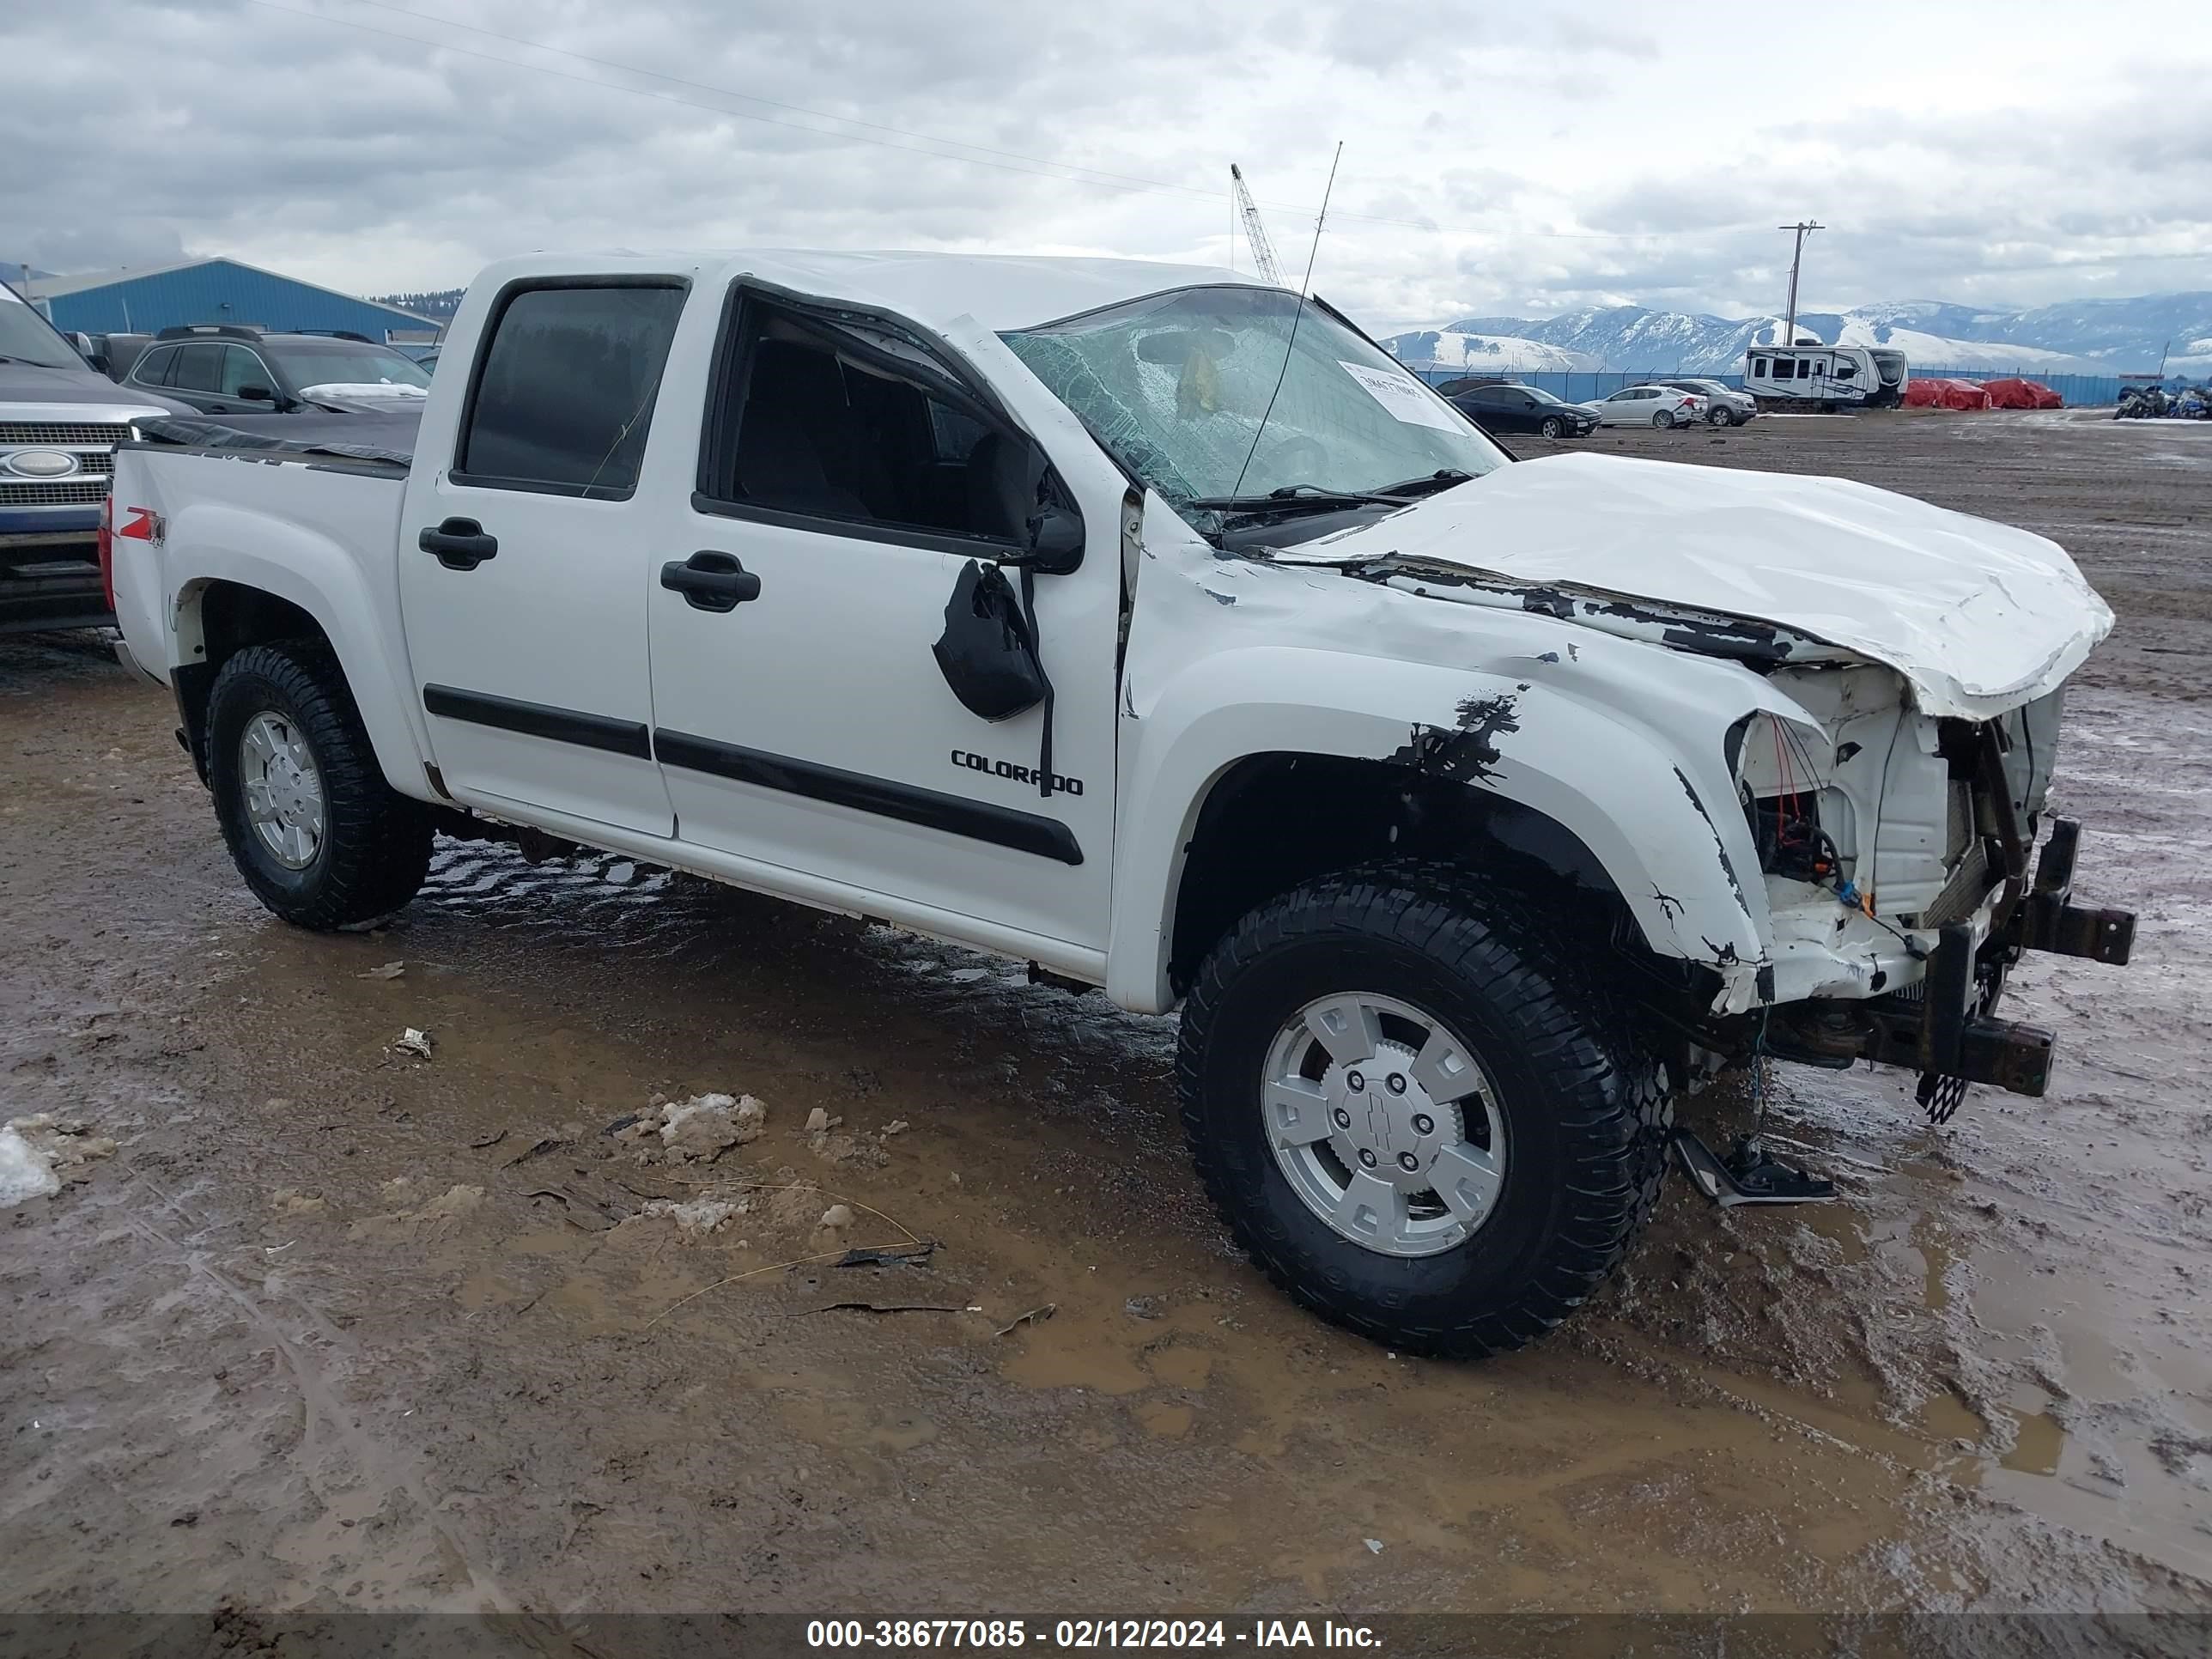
643 289 1122 954
398 278 688 836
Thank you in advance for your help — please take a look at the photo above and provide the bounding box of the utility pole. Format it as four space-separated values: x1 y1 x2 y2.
1778 221 1823 344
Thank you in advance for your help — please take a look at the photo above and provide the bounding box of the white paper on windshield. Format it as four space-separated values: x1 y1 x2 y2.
1336 362 1462 433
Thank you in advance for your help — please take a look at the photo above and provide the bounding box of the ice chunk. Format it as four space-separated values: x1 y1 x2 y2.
0 1124 61 1206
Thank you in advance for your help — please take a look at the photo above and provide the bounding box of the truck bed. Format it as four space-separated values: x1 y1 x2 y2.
137 411 418 471
106 439 415 720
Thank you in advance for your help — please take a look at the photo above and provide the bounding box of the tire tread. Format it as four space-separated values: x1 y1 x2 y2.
1176 860 1670 1358
207 640 433 930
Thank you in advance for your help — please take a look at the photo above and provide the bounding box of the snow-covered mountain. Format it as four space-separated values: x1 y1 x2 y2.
1379 291 2212 375
1376 328 1601 374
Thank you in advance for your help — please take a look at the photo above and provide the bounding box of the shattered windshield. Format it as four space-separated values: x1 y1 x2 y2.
1001 286 1505 526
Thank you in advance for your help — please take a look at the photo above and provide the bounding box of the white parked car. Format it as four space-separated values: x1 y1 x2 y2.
1594 384 1706 428
102 252 2133 1359
1657 378 1760 427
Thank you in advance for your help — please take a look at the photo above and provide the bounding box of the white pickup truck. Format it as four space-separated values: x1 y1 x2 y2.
105 252 2134 1356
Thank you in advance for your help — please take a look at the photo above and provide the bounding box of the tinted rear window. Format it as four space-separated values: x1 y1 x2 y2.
456 282 688 498
172 342 222 392
131 345 177 386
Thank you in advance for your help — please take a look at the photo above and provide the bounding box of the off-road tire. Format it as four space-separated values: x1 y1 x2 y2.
1176 862 1670 1358
206 641 434 929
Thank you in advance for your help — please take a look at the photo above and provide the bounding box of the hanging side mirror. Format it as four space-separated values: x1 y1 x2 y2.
1014 502 1084 576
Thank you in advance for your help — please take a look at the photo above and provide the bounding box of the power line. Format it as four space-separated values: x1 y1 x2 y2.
237 0 1772 246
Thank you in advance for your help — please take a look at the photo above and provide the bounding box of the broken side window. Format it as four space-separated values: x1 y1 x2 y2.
697 298 1037 547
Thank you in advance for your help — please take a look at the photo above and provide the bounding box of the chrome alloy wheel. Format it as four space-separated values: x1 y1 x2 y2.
1261 993 1508 1258
240 710 326 869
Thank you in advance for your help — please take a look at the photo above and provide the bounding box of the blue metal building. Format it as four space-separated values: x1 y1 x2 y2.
22 257 438 342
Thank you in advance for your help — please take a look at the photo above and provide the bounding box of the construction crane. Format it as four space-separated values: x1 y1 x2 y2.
1230 164 1285 287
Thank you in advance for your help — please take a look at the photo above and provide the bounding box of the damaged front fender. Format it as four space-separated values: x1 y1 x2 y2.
1109 506 1814 1014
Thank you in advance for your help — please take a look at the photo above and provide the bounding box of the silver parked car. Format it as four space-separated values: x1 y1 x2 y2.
1593 384 1705 429
1657 378 1759 427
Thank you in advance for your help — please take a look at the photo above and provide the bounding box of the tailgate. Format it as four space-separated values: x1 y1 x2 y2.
106 447 177 675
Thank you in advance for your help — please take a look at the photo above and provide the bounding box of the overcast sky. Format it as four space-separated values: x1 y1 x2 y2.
4 0 2209 330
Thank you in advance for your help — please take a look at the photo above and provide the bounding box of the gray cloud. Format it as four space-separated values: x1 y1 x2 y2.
1 0 2206 331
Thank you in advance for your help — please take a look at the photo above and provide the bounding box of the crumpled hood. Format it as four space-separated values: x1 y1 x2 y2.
1278 451 2114 720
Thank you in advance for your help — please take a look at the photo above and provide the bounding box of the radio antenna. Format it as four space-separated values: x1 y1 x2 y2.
1226 141 1343 506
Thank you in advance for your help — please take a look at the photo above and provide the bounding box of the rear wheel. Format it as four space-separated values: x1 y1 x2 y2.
1653 409 1675 429
206 641 433 930
1176 865 1671 1358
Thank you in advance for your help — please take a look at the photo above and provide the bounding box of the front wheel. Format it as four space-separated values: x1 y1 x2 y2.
1709 406 1735 427
1538 416 1565 439
1176 865 1670 1358
207 641 434 929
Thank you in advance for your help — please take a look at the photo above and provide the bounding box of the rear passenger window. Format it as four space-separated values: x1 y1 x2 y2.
696 296 1044 548
455 282 688 499
172 343 222 392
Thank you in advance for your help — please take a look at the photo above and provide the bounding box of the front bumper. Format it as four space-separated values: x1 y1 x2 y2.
1782 819 2135 1098
1 507 100 543
0 532 107 633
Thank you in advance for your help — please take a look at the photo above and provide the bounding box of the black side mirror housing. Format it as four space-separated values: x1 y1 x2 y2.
1018 503 1085 575
236 385 274 404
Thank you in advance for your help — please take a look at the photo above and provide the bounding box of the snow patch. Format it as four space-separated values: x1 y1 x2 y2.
0 1115 117 1206
640 1197 744 1235
614 1092 769 1162
0 1125 60 1206
297 381 428 400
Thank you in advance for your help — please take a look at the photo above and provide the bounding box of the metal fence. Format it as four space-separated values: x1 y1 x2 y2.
1407 365 2130 407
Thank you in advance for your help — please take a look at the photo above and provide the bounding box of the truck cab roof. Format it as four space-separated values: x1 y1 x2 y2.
469 250 1270 333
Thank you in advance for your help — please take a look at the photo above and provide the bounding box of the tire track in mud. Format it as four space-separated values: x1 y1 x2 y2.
110 1163 520 1614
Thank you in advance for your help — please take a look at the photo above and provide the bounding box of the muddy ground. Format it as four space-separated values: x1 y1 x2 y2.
3 410 2208 1639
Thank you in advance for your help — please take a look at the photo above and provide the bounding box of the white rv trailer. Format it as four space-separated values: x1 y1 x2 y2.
1744 344 1908 411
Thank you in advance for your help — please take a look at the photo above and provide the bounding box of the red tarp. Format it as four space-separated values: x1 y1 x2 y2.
1984 377 2063 410
1905 377 1994 410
